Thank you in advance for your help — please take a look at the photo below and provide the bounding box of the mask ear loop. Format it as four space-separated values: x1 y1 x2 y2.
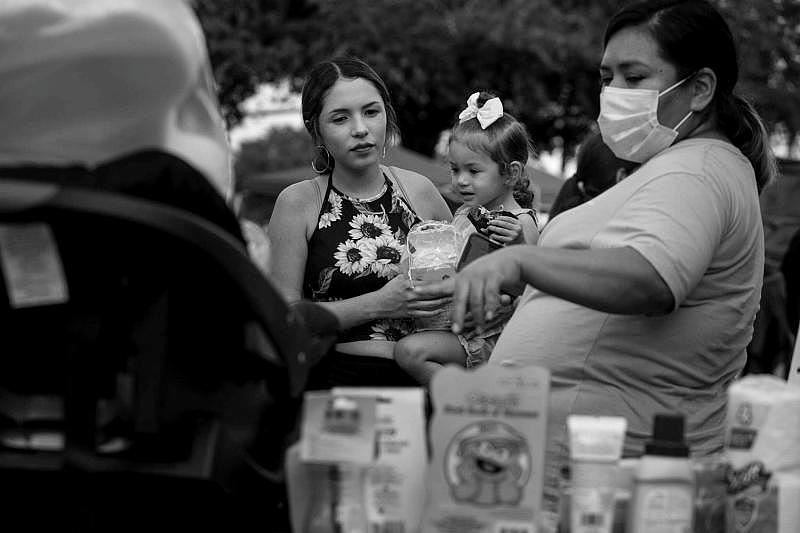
658 71 697 97
672 110 694 132
659 71 697 133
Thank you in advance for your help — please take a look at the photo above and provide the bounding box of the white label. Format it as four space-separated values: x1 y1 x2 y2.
299 392 377 464
632 485 692 533
0 224 68 308
571 486 614 533
494 521 535 533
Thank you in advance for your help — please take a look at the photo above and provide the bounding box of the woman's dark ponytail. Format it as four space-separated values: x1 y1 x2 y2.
716 93 777 192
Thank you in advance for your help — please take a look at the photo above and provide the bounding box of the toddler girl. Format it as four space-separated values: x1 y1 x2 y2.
395 91 539 385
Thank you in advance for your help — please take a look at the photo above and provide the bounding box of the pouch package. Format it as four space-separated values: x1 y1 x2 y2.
422 365 550 533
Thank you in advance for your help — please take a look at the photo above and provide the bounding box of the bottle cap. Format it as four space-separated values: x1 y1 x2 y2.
644 413 689 457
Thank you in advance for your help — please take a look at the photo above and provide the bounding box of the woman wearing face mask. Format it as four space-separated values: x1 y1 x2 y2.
421 0 775 472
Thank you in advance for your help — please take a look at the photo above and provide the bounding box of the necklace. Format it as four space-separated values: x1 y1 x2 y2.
331 167 385 199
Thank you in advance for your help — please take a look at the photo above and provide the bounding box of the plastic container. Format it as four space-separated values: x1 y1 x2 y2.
406 221 459 331
567 415 627 533
627 414 694 533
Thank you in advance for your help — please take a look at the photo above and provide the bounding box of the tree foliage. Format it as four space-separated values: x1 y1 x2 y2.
194 0 800 159
718 0 800 141
234 126 313 176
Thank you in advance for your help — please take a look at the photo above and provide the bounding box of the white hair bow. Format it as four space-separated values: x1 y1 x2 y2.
458 92 504 129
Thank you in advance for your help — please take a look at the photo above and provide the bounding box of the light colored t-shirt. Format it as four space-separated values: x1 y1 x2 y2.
490 138 764 457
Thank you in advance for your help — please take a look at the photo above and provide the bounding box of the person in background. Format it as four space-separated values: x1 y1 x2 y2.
268 57 452 388
419 1 775 526
781 228 800 351
548 132 638 220
743 158 800 376
394 91 539 386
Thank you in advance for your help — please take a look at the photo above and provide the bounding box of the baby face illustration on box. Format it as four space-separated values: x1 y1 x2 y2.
445 421 531 507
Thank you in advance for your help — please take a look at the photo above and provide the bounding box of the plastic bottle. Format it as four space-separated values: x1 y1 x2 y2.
627 414 694 533
691 455 727 533
303 464 368 533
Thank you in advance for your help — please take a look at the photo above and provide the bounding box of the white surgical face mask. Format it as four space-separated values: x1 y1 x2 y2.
597 74 694 163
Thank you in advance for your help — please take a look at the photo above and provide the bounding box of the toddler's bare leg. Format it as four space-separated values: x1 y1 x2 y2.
394 331 467 386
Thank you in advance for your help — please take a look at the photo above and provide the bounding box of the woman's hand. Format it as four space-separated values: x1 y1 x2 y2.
373 273 416 319
407 276 454 319
414 269 514 332
486 215 524 245
374 273 452 319
449 248 523 333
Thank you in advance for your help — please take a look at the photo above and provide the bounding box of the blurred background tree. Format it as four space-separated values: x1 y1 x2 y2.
719 0 800 144
194 0 800 166
234 126 313 176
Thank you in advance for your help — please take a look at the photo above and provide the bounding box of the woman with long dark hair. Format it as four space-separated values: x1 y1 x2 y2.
268 57 452 388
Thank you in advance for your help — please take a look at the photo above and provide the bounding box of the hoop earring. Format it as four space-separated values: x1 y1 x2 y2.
382 144 387 158
311 145 332 174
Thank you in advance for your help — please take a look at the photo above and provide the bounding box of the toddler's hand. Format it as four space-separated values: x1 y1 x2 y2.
487 215 523 245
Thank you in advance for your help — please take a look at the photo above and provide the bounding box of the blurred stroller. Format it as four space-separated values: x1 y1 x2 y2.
0 1 337 530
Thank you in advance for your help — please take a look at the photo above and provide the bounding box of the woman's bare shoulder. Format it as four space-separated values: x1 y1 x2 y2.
388 166 439 192
271 178 323 238
387 165 451 220
276 178 319 207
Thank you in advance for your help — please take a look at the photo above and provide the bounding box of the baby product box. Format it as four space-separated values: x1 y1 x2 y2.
288 391 379 533
334 387 428 533
406 221 459 331
288 389 427 533
724 375 800 533
422 365 550 533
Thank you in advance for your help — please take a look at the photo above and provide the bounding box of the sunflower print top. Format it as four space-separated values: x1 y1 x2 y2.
304 173 421 343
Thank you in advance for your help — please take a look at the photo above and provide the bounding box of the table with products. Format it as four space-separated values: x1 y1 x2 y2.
286 369 800 533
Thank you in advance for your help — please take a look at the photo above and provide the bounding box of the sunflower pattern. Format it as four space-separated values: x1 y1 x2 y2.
333 239 371 275
305 175 420 342
370 319 413 341
318 190 343 229
361 234 405 279
348 213 392 240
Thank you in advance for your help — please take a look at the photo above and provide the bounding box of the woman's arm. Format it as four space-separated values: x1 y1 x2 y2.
448 244 674 331
320 273 449 330
438 167 737 332
267 181 315 302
